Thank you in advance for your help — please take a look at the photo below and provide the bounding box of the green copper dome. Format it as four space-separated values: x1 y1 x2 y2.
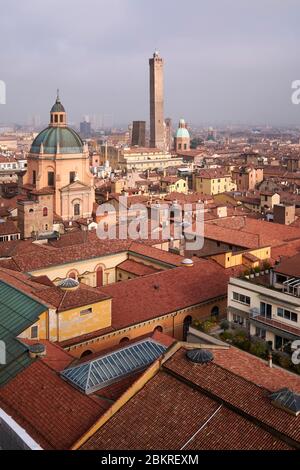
30 126 84 154
176 127 190 139
176 118 190 139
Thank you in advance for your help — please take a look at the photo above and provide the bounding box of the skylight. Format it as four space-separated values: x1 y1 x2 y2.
61 339 167 394
269 388 300 416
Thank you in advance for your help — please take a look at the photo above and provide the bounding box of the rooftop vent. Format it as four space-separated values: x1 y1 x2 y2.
28 343 46 359
186 349 214 364
181 258 194 267
58 278 80 291
269 388 300 416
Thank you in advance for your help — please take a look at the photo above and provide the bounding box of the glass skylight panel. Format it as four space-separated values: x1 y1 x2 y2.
61 339 166 394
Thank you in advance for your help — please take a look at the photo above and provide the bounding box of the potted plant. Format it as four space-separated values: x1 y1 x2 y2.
254 266 260 277
244 269 250 279
263 260 271 274
249 269 255 279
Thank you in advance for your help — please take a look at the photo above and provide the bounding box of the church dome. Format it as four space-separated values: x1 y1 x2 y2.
30 126 84 154
30 92 84 155
176 127 190 139
176 118 190 139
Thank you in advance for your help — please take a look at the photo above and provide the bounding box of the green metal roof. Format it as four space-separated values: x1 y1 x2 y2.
50 99 65 113
30 126 84 154
0 281 47 386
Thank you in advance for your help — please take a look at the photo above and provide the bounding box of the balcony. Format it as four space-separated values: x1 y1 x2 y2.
227 305 300 342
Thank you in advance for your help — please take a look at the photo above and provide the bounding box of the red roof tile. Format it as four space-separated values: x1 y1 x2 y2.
0 361 105 449
81 365 291 450
117 259 160 276
100 259 228 330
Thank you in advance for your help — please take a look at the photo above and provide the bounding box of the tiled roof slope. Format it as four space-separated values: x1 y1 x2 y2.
100 259 228 330
81 346 300 450
33 283 111 312
274 252 300 278
163 349 300 445
81 367 292 450
206 217 300 248
0 361 105 449
117 259 160 276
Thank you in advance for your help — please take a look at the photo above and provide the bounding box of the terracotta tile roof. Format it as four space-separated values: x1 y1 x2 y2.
210 346 300 393
94 372 143 403
271 240 300 262
29 187 55 196
33 283 111 312
100 259 228 330
205 216 300 248
129 242 185 266
20 339 74 372
81 363 292 450
274 252 300 278
0 207 10 218
204 222 258 248
0 266 52 302
0 361 105 449
0 239 40 259
0 219 20 236
160 176 182 184
9 234 132 272
163 349 300 444
117 259 160 276
164 191 214 204
196 169 229 179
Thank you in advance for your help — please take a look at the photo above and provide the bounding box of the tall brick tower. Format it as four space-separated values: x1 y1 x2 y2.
149 51 164 150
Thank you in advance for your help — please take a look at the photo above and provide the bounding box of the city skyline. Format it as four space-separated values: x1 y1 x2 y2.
0 0 300 127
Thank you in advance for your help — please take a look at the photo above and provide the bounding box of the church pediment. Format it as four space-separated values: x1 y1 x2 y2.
60 180 91 192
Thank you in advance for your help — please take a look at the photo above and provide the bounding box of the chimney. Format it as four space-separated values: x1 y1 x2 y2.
28 343 46 359
268 350 273 368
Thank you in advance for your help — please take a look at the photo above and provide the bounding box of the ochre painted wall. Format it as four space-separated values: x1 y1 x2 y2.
65 296 227 358
57 299 112 342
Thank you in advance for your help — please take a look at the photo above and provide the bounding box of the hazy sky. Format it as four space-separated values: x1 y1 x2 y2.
1 0 300 127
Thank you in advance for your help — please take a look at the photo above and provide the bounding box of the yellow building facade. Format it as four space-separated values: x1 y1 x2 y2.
195 172 237 195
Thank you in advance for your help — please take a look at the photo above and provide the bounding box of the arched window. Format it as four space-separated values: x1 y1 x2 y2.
154 326 163 333
119 337 130 344
80 350 93 358
183 315 192 341
211 306 220 319
43 207 48 217
74 203 80 216
96 266 103 287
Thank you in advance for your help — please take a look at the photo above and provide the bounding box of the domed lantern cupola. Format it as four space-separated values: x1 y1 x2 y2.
50 89 67 127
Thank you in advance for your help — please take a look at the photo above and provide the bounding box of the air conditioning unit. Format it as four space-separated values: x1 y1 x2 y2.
249 307 260 318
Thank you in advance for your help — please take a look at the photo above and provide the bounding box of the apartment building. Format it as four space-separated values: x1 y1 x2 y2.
194 169 237 196
227 253 300 352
